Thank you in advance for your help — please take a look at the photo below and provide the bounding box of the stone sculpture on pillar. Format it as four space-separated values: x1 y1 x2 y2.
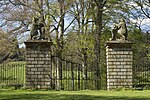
110 18 128 41
30 17 39 40
106 18 133 90
30 17 46 40
110 24 119 41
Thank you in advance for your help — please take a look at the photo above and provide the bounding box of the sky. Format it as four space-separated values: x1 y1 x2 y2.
141 18 150 32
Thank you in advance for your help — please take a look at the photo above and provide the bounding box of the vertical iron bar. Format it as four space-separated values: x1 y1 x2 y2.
85 63 88 89
50 56 52 90
65 61 67 90
81 64 83 90
71 62 74 90
17 62 19 85
24 62 25 87
60 58 62 90
67 62 69 90
76 63 78 90
78 64 80 90
64 60 66 90
6 63 8 85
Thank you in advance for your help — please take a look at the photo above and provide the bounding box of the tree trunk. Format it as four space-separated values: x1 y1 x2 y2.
93 0 106 90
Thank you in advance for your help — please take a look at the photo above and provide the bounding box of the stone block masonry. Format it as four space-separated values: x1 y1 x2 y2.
25 40 52 89
106 41 133 90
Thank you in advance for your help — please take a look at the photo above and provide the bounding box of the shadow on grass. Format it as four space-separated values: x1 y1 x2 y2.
0 93 149 100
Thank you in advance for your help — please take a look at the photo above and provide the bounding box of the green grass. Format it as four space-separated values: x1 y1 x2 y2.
0 90 150 100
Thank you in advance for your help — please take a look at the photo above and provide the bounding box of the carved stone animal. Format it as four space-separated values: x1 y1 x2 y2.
38 21 45 40
30 17 39 40
117 18 128 40
110 24 119 41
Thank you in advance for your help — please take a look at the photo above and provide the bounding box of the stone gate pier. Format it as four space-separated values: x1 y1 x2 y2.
25 40 52 89
106 41 133 90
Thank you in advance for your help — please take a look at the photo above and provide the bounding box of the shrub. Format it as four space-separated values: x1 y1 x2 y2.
143 85 150 90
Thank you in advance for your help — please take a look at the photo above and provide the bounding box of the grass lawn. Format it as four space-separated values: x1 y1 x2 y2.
0 90 150 100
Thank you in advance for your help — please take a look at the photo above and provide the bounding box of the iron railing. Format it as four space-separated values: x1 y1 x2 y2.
0 61 25 86
50 56 106 90
0 56 149 90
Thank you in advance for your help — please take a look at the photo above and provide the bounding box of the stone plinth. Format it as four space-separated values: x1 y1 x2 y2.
106 41 133 90
25 40 52 89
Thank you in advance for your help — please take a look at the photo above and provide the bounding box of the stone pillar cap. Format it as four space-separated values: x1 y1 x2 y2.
24 40 52 49
105 40 133 48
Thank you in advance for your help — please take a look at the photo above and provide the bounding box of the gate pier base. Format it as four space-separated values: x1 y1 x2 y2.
106 41 133 90
25 40 51 89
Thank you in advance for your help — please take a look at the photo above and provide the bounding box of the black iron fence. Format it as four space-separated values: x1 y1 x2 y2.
50 56 106 90
0 56 149 90
0 61 25 86
133 49 150 89
133 64 150 88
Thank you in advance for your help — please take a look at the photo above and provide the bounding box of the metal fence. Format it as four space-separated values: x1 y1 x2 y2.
133 64 150 88
50 56 106 90
0 61 25 86
133 49 150 89
0 57 149 90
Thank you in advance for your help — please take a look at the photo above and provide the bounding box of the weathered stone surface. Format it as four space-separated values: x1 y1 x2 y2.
25 40 52 89
106 41 133 90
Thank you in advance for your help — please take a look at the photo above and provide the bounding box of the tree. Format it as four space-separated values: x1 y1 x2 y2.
92 0 107 90
0 0 149 89
0 29 22 63
135 0 150 19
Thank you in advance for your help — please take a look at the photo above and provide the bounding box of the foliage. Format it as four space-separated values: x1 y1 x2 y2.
128 28 150 66
143 85 150 90
128 29 150 87
134 0 150 19
0 29 24 63
0 0 149 62
0 0 149 91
